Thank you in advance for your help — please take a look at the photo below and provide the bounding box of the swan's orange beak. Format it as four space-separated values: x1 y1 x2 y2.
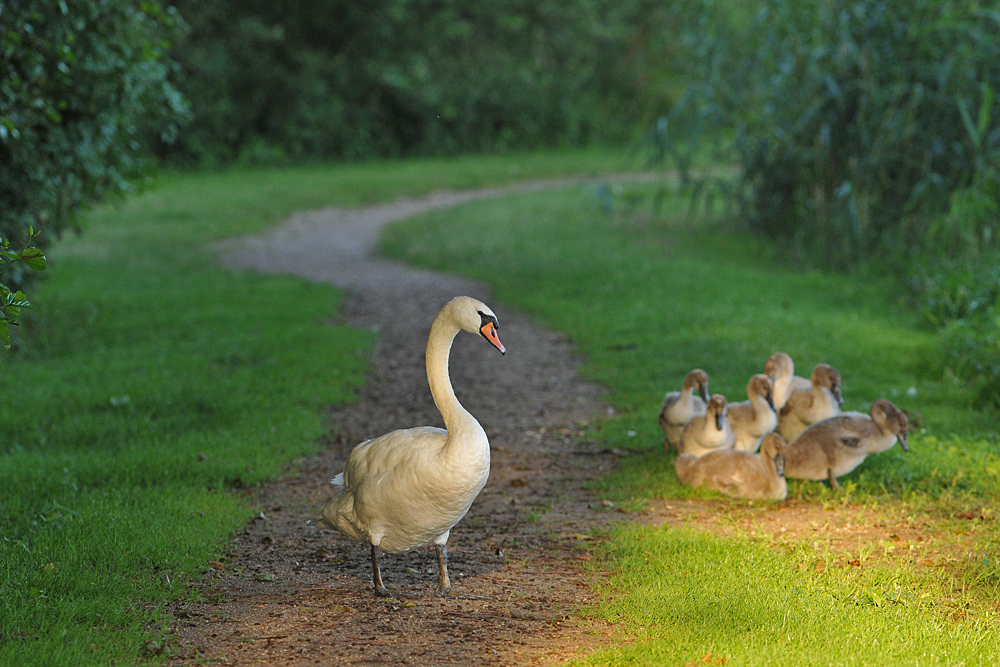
480 321 505 355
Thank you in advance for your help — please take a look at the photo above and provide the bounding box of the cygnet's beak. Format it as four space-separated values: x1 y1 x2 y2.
897 430 909 452
714 411 723 431
480 320 505 355
698 384 709 403
766 391 776 412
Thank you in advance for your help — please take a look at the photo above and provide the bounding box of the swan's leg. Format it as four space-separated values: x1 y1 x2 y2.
433 533 491 600
371 544 392 598
434 542 453 593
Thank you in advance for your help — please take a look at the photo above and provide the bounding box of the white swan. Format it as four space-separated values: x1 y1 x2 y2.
311 296 505 597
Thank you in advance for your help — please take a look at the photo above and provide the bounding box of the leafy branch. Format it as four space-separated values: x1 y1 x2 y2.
0 227 47 349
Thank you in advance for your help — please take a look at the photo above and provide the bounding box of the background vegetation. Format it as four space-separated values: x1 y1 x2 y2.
381 182 1000 665
646 0 1000 408
4 0 1000 662
162 0 677 165
0 150 627 666
0 0 187 283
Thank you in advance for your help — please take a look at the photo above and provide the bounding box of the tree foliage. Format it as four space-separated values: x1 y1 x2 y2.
653 0 1000 405
163 0 672 165
0 228 46 349
657 0 1000 267
0 0 187 289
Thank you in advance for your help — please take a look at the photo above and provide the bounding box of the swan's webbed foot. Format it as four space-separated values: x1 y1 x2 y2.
374 586 394 598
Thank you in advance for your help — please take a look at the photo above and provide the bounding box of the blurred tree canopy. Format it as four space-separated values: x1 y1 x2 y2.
0 0 187 286
162 0 675 165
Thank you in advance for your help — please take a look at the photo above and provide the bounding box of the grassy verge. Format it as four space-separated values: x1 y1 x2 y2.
380 183 1000 664
0 147 630 666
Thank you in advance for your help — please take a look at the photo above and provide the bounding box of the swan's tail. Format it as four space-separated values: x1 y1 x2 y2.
305 472 351 532
307 509 336 529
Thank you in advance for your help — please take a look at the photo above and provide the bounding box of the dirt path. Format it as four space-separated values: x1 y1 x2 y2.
168 180 626 665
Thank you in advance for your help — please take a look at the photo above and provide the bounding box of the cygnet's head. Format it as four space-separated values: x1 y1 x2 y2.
759 432 787 477
764 352 793 380
871 398 909 451
706 394 728 430
812 363 843 405
684 368 710 402
748 374 776 411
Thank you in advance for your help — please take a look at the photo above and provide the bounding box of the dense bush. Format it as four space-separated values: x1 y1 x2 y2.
0 0 187 287
649 0 1000 405
909 251 1000 407
656 0 1000 268
163 0 673 165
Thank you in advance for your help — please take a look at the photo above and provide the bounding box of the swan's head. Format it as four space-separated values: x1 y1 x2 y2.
448 296 505 355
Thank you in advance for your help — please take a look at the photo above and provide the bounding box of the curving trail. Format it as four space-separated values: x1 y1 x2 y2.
169 179 626 665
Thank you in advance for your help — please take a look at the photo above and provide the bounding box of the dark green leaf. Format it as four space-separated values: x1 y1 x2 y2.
19 248 46 272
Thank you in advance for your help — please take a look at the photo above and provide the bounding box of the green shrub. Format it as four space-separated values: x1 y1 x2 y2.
657 0 1000 267
0 228 46 349
940 316 1000 407
0 0 187 285
909 250 1000 407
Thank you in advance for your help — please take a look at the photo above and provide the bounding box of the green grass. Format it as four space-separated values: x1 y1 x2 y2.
579 525 998 666
380 183 1000 664
0 147 631 666
381 185 999 497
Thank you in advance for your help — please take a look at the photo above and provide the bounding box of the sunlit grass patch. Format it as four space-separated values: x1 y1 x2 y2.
1 147 629 666
382 183 999 497
578 523 999 666
382 180 1000 664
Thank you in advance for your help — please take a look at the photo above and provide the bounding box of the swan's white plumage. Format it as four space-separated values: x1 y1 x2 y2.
312 296 502 592
320 425 489 553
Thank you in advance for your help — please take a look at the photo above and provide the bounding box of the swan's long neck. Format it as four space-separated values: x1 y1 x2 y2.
425 309 482 448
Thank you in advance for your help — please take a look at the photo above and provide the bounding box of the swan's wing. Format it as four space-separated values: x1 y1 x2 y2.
342 426 447 488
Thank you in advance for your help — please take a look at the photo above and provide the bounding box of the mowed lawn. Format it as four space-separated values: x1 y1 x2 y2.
0 148 630 666
381 184 1000 665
